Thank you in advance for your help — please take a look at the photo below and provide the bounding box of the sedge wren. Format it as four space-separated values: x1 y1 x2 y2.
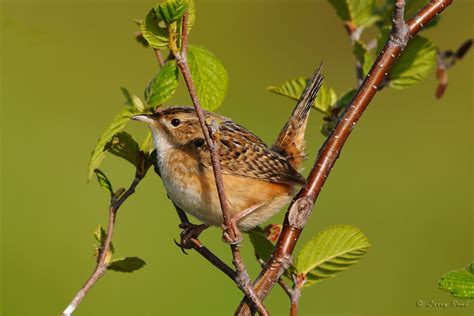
132 67 323 232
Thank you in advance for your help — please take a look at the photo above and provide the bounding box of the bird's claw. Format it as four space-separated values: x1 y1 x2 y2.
221 219 243 245
173 238 189 255
174 223 208 252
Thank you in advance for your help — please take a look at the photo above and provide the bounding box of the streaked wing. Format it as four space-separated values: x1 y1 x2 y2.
200 121 306 186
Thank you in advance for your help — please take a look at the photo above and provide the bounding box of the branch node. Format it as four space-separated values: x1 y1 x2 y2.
390 0 409 50
288 197 313 229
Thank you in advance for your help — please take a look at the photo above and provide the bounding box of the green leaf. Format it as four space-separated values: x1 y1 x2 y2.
87 108 140 180
153 0 189 25
140 9 169 49
93 169 113 196
327 0 379 27
268 78 336 115
353 41 373 77
377 29 436 89
139 0 195 50
314 84 337 115
390 36 436 89
187 0 196 32
107 257 146 273
93 225 114 254
141 131 155 154
104 132 142 168
120 87 145 111
248 230 274 262
145 59 179 106
439 265 474 299
187 45 228 111
268 77 307 101
294 225 370 287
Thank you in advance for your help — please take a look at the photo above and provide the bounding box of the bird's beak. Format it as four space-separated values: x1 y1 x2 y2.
131 114 154 124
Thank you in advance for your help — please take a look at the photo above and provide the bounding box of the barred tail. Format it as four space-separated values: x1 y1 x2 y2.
272 64 324 170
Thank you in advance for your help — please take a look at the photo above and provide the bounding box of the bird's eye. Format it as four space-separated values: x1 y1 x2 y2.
171 118 181 127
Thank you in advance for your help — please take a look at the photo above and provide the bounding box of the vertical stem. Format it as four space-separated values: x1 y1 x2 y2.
170 10 269 316
289 274 306 316
154 49 165 67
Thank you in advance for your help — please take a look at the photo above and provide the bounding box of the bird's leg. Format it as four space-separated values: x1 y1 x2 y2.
222 202 265 245
175 222 209 252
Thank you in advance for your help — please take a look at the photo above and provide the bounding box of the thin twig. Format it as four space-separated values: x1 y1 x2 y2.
289 274 306 316
61 173 143 316
236 1 453 314
154 49 165 67
172 205 237 282
170 10 269 316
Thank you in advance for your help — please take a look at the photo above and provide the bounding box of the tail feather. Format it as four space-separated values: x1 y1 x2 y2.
272 65 324 170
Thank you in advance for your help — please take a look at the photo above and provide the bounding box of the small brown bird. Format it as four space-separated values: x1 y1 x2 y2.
132 67 323 232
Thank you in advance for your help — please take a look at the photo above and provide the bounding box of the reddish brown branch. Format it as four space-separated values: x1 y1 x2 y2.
236 0 453 314
170 10 269 316
61 173 143 316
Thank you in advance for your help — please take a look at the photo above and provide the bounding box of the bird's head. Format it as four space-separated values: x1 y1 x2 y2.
132 106 221 147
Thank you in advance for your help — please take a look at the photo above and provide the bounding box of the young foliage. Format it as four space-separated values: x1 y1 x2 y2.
139 10 169 49
293 225 370 287
87 107 141 180
268 77 307 101
93 225 114 264
93 169 114 197
378 29 436 89
141 131 155 155
268 78 336 115
314 85 338 115
438 264 474 299
145 60 180 106
327 0 379 28
108 257 147 273
153 0 189 24
121 88 145 111
93 225 146 273
187 45 229 111
139 0 195 49
104 132 142 169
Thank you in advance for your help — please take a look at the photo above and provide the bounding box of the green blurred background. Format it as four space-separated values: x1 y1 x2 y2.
1 0 473 315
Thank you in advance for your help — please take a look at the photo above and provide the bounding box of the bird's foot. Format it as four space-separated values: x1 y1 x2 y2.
174 222 209 254
221 219 243 245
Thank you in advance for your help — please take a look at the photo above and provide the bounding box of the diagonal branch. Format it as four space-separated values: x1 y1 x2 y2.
169 10 269 316
236 0 453 314
172 205 237 282
61 172 144 316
